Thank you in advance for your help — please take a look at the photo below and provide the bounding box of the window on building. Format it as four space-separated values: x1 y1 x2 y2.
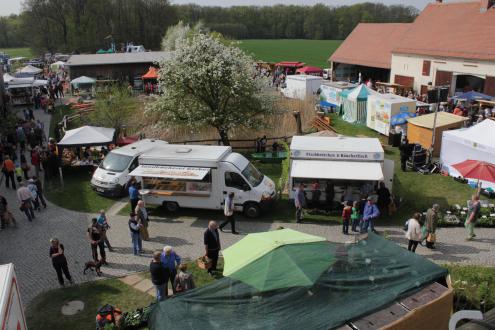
422 60 431 76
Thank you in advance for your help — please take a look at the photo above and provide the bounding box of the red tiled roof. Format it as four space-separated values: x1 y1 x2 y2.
393 1 495 61
329 23 411 69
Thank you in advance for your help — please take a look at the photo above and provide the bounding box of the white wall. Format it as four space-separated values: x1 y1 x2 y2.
390 53 495 93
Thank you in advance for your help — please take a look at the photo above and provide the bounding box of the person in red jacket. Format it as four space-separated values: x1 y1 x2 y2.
31 148 41 178
342 201 352 235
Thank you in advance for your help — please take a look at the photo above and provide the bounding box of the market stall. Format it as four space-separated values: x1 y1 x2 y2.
288 136 394 205
50 61 66 72
318 81 356 113
6 77 35 105
366 93 416 136
15 64 43 78
58 126 115 167
441 119 495 189
295 66 323 76
142 67 159 94
70 76 96 98
341 84 379 124
281 75 323 100
407 112 468 156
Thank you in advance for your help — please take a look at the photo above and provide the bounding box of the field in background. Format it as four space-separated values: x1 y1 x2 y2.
0 47 34 58
238 39 342 68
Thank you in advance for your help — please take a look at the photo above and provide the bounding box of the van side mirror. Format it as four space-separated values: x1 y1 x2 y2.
243 184 251 191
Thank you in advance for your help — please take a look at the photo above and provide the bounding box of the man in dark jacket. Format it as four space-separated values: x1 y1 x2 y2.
150 251 169 301
204 221 221 275
399 139 412 172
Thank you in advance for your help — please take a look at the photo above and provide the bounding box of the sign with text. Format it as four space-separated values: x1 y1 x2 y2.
291 150 384 161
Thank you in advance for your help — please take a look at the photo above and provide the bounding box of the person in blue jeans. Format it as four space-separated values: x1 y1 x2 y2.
128 212 142 255
161 246 181 296
150 251 169 301
362 197 380 233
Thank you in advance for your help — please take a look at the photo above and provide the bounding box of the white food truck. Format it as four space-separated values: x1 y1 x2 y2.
0 264 27 330
129 144 277 218
281 75 323 100
91 139 169 196
289 136 394 203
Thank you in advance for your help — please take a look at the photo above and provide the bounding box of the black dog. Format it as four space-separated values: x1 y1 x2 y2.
83 260 102 276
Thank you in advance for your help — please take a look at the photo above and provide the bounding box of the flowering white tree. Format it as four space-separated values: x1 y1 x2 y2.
148 33 274 146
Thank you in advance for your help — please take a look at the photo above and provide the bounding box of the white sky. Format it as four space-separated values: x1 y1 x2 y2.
0 0 443 16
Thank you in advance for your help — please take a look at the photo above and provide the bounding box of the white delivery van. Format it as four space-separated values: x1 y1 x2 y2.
91 139 168 196
129 144 277 218
0 264 27 330
281 75 324 100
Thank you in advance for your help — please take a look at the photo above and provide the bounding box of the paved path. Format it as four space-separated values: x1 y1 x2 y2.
2 105 495 306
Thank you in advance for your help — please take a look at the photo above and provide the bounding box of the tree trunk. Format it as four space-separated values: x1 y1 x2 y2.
218 128 230 146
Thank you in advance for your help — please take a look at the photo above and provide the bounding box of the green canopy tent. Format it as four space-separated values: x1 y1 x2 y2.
222 228 325 277
341 84 379 124
149 233 448 330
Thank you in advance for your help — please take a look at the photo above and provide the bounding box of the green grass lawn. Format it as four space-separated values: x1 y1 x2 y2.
0 47 34 58
45 167 118 213
238 39 341 68
25 278 154 330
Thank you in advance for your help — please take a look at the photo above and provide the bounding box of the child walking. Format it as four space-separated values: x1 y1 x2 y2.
351 200 361 232
342 201 352 235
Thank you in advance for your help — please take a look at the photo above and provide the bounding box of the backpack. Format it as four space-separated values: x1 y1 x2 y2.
403 220 409 232
96 304 116 329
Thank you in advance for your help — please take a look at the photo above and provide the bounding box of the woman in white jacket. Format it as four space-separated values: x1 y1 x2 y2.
405 213 422 253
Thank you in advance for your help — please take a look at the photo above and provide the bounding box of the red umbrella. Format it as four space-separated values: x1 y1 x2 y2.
452 159 495 183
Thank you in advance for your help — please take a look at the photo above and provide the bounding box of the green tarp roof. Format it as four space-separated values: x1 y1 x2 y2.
149 233 448 330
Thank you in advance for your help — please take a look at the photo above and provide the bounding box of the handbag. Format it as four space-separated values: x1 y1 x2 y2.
403 220 409 232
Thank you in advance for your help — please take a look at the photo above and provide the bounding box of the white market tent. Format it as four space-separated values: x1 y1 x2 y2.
50 61 66 71
341 84 380 124
17 65 43 75
70 76 96 87
58 126 115 147
441 119 495 188
3 73 15 83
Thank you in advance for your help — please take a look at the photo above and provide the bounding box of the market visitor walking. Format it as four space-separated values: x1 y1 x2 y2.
220 192 238 234
204 221 221 275
405 213 422 253
465 194 481 241
49 238 74 287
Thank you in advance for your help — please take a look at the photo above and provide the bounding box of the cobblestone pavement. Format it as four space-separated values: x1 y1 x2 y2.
2 106 495 306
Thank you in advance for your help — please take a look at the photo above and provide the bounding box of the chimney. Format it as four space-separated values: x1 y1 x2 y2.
481 0 494 12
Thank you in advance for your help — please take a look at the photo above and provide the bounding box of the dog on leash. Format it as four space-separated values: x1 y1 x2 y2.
83 260 103 276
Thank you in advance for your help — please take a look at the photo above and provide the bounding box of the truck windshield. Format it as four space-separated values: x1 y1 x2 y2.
241 162 264 187
99 153 133 173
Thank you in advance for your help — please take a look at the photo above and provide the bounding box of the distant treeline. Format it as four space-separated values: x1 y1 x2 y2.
0 1 418 54
177 3 418 40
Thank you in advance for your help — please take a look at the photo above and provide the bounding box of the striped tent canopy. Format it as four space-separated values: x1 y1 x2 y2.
341 84 379 124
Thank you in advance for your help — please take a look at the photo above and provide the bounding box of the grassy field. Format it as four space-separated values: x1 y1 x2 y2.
25 278 154 330
238 39 341 68
0 47 34 58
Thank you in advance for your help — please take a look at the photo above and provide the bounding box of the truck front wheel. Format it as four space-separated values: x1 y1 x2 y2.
244 203 261 218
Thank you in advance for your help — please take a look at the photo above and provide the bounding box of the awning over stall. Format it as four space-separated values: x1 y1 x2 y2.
291 160 384 181
58 126 115 147
129 165 210 180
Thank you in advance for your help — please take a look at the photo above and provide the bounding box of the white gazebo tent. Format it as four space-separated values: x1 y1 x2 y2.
341 84 379 124
3 73 15 84
50 61 66 72
16 65 43 77
58 126 115 147
440 119 495 189
70 76 96 97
